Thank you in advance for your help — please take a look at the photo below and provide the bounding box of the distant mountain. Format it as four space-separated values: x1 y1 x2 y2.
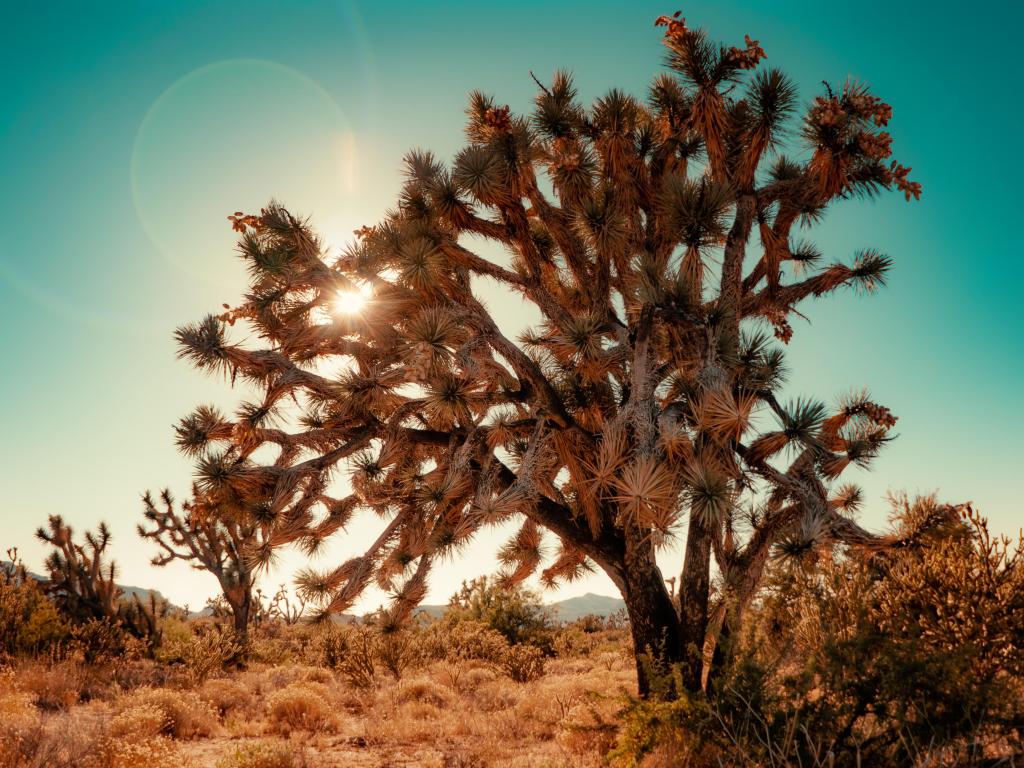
412 592 626 624
2 561 177 610
548 593 626 622
5 562 624 624
116 583 175 607
413 604 448 620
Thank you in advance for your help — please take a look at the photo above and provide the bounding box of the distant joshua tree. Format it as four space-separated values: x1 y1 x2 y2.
269 584 307 626
138 486 268 636
36 515 165 646
171 11 935 697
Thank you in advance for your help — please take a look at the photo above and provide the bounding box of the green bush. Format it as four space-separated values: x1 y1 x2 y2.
0 573 69 658
608 497 1024 767
721 498 1023 767
445 576 554 651
607 694 715 767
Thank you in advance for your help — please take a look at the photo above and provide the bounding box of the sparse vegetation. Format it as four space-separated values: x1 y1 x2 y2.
2 531 1021 764
3 8 1021 768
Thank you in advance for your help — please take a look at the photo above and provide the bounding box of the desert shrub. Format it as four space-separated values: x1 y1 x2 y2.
199 677 255 720
606 694 715 767
423 619 510 664
470 678 521 713
117 687 218 739
461 665 498 690
250 634 293 666
1 556 70 660
68 617 136 665
251 622 313 665
312 623 426 685
729 499 1024 766
105 737 183 768
0 583 70 659
0 694 178 768
216 741 309 768
0 673 42 766
376 630 426 679
440 747 489 768
572 613 611 633
553 625 598 658
152 615 192 661
396 677 454 707
501 643 546 683
107 703 169 742
265 681 336 733
558 698 622 759
315 625 377 687
446 576 554 651
15 660 87 710
157 622 247 683
623 496 1024 767
310 624 348 669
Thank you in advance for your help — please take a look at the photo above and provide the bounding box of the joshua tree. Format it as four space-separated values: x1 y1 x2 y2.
36 515 166 647
172 11 929 696
37 516 122 623
269 584 307 626
138 486 265 636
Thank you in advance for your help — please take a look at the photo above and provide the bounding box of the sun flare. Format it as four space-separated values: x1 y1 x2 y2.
334 282 372 315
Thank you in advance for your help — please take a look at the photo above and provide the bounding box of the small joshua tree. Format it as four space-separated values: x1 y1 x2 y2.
37 516 121 623
171 10 935 696
269 584 307 625
138 486 265 636
36 515 165 649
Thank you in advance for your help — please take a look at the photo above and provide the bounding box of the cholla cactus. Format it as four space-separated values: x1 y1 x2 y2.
172 10 924 696
138 487 264 635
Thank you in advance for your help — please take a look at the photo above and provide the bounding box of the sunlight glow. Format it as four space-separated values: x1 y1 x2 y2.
334 282 372 315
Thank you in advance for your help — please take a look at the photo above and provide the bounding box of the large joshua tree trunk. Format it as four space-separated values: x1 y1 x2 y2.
620 536 684 697
618 527 713 697
221 578 254 638
678 514 713 691
228 589 251 637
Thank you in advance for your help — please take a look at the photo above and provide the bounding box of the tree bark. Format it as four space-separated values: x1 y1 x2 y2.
678 513 713 690
227 584 251 638
621 554 682 698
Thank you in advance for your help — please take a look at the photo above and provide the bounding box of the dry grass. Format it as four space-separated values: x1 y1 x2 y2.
265 681 338 734
215 740 311 768
0 643 634 768
114 687 219 739
0 630 635 768
0 668 197 768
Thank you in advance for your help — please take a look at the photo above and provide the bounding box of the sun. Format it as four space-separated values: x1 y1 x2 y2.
334 282 372 315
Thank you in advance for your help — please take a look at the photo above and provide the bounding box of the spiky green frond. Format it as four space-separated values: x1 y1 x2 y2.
175 315 231 375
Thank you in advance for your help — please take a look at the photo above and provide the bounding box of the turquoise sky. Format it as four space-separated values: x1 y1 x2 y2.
2 1 1021 610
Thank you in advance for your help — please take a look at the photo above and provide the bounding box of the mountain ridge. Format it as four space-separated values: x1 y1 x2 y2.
4 562 626 622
